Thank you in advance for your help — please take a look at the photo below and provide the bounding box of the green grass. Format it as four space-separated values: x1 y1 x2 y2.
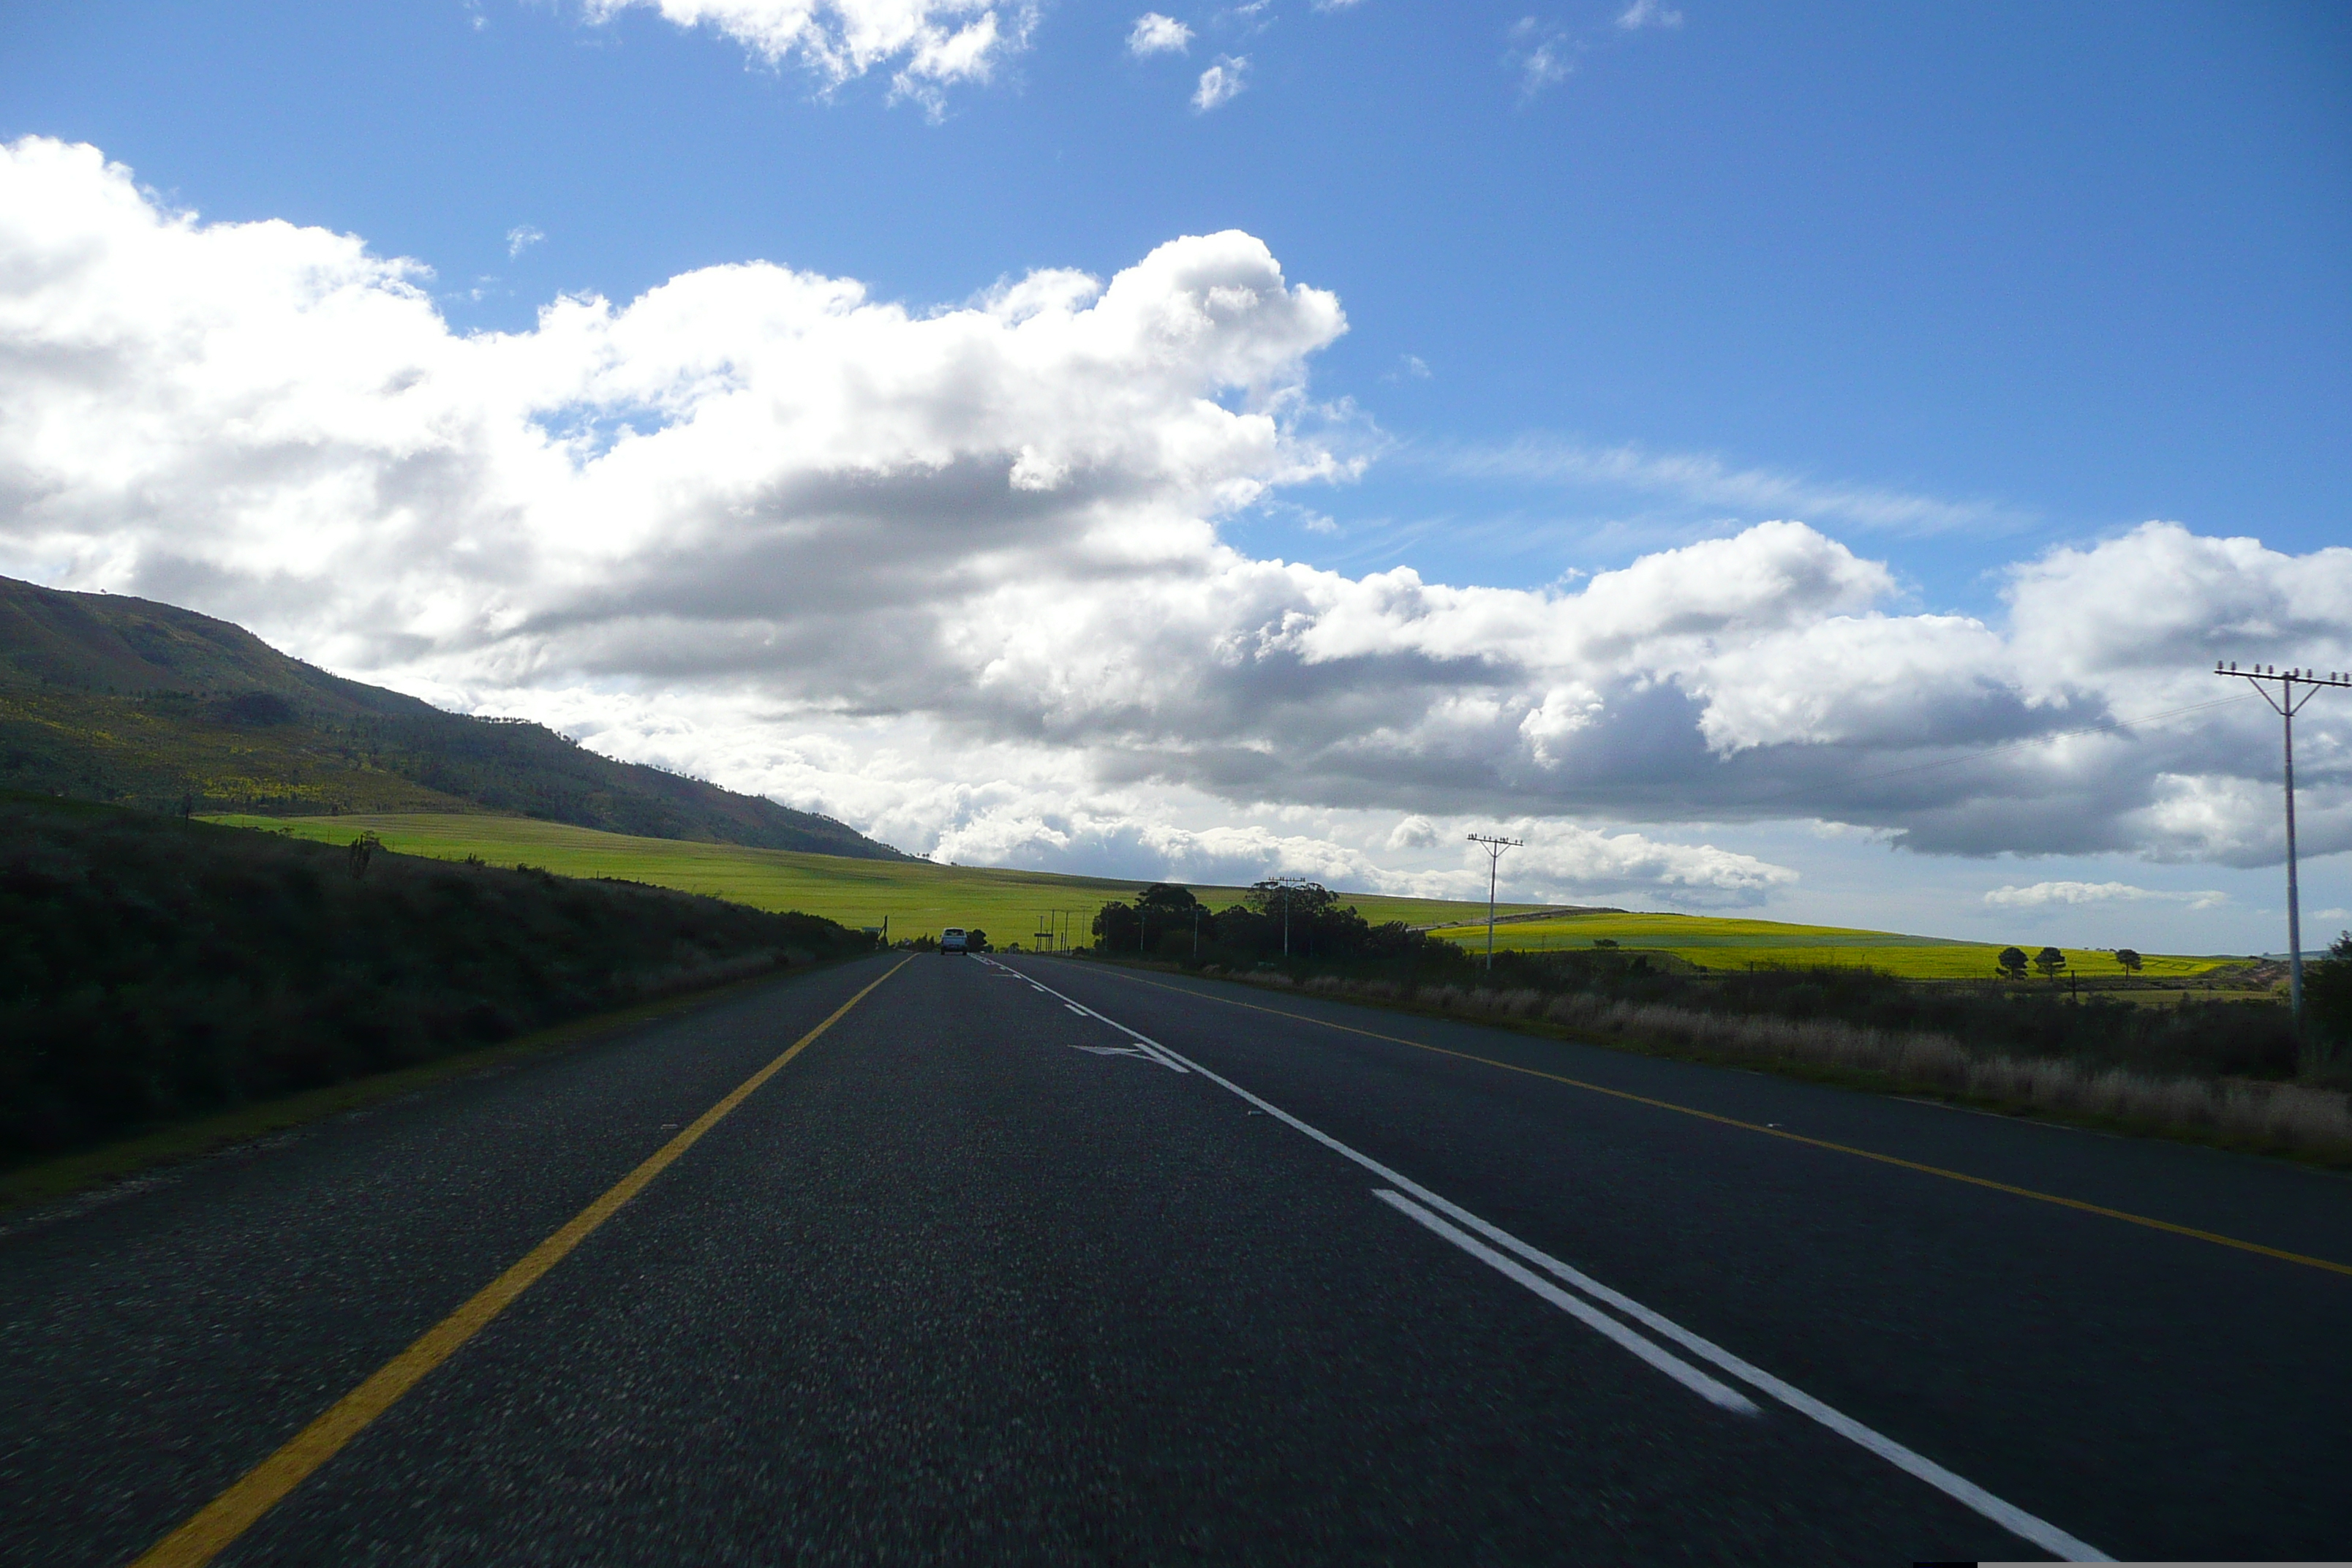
206 813 2250 979
1423 911 2244 980
205 813 1547 941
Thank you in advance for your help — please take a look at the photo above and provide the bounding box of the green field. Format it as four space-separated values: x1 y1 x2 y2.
208 813 1546 943
209 813 2251 978
1423 912 2244 980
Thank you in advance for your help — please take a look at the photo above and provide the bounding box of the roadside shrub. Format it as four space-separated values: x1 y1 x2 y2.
0 796 872 1161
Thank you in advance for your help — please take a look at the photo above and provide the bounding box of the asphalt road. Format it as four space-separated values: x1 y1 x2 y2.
3 951 2348 1564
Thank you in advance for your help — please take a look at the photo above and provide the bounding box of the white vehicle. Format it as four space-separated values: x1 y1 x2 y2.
940 927 968 954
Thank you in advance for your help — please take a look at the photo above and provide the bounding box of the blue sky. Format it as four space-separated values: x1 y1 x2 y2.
3 1 2348 951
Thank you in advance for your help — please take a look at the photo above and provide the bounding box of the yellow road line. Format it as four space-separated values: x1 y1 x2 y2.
1100 968 2352 1281
132 957 910 1568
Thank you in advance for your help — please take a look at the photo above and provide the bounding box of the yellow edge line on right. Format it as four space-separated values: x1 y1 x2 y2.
1102 967 2352 1280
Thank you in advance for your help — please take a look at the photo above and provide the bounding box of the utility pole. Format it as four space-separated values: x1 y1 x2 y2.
1268 875 1308 957
2216 660 2351 1039
1467 834 1524 970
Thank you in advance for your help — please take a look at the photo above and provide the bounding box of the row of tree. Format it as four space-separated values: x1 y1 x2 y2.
1090 881 1468 970
1994 946 2147 980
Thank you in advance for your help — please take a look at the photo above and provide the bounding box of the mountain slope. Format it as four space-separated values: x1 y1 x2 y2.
0 576 916 859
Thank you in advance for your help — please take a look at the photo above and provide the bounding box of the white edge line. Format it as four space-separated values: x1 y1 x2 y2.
1373 1190 1758 1414
1014 959 2110 1565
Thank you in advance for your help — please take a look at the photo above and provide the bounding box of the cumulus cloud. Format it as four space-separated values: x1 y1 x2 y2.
1127 12 1192 56
1983 881 2228 911
505 225 545 258
587 0 1033 113
1387 815 1439 850
2 136 2348 894
1193 54 1248 109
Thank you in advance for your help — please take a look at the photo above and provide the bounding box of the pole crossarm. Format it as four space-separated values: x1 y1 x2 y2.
2215 661 2351 1045
1467 834 1526 970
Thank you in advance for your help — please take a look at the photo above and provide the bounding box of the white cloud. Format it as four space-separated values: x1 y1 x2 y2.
1507 18 1573 97
2 137 2348 896
1983 881 2228 911
505 225 545 258
1387 815 1439 850
1616 0 1682 30
1193 53 1248 110
587 0 1034 115
1127 12 1192 56
1442 436 2023 535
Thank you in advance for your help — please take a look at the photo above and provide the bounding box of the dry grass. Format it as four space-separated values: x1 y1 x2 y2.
1221 970 2352 1162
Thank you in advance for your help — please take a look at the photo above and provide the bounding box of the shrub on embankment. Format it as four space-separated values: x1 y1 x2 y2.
0 794 872 1161
1199 969 2352 1163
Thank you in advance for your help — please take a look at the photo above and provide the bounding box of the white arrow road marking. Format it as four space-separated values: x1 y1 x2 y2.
979 958 1189 1073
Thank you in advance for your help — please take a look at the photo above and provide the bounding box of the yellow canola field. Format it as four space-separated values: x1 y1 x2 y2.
1424 913 2243 979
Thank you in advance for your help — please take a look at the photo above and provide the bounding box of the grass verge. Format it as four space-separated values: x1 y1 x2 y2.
0 965 810 1218
1087 958 2352 1169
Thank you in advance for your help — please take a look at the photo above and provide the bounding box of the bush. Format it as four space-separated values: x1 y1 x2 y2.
2308 932 2352 1052
0 796 871 1161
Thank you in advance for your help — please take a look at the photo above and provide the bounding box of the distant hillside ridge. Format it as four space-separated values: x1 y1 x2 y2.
0 575 916 860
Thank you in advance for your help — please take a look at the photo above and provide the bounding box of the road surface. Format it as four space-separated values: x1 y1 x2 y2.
3 951 2347 1564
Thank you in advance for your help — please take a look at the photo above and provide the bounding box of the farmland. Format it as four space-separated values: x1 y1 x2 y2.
210 813 2252 979
1421 912 2245 981
206 813 1548 942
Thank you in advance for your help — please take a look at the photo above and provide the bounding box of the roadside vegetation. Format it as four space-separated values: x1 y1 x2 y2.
0 795 872 1164
1075 883 2352 1164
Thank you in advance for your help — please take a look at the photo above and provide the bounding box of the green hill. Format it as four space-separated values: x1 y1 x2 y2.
0 574 914 859
205 811 1553 942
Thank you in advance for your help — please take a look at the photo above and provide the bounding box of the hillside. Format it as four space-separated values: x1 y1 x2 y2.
205 811 1554 941
0 574 915 859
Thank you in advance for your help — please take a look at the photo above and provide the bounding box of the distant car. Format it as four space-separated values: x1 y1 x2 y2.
941 928 968 954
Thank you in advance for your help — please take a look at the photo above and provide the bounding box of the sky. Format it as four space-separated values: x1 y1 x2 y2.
2 0 2348 955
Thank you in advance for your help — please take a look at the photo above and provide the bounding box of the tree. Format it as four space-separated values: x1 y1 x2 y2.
2034 946 2066 980
2114 949 2142 974
1133 883 1196 952
1997 946 2029 981
1091 900 1137 952
1136 883 1198 916
2304 931 2352 1050
965 928 991 953
1247 879 1337 921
